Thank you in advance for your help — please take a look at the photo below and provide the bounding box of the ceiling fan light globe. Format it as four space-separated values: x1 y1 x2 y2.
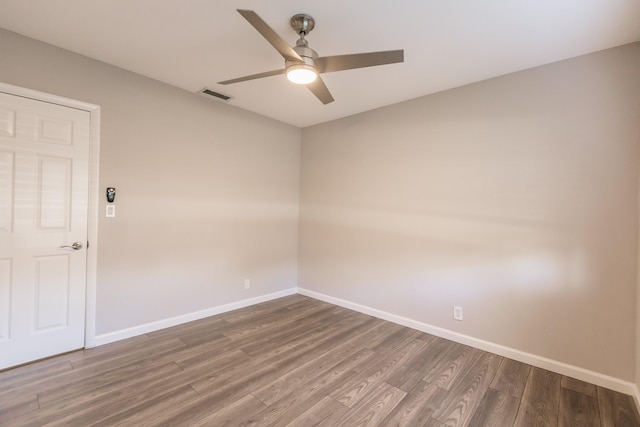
286 66 317 85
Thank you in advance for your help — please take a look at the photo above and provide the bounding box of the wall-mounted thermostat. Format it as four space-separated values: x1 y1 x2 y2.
106 187 116 203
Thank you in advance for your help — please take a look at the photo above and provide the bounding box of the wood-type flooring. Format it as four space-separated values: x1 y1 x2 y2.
1 294 639 426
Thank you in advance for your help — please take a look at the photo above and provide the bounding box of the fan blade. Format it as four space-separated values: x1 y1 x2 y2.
237 9 302 63
315 50 404 74
218 69 285 85
307 76 334 104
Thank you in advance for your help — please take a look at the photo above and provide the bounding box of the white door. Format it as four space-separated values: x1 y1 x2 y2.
0 91 90 369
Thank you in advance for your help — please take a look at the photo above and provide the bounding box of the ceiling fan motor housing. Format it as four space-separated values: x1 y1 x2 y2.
288 39 318 68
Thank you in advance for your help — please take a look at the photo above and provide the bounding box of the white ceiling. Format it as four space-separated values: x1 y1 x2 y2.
0 0 639 127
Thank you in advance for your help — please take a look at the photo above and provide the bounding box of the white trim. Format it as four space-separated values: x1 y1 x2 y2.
0 82 101 350
84 106 100 348
298 287 638 398
94 288 297 346
634 384 640 415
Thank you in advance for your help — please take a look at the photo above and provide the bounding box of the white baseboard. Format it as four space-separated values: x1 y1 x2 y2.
297 287 638 398
93 288 297 346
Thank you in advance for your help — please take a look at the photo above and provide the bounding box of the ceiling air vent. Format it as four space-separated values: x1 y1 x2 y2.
198 88 231 101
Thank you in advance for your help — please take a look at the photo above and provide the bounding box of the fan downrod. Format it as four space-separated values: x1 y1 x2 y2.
290 14 315 36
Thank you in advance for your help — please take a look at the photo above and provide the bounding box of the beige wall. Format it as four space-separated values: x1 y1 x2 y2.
299 43 640 381
0 29 301 335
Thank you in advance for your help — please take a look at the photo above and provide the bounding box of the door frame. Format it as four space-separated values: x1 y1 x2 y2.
0 81 101 349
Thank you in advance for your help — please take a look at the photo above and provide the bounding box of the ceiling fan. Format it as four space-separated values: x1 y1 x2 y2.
218 9 404 104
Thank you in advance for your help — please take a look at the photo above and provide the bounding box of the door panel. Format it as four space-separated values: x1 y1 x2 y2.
38 156 71 230
34 255 70 331
0 150 12 231
36 116 73 145
0 92 90 369
0 106 15 137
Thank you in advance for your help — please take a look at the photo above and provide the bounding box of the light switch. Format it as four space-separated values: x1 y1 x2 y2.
106 205 115 217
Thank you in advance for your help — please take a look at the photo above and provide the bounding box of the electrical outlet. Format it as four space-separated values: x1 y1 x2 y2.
453 306 463 321
244 279 250 289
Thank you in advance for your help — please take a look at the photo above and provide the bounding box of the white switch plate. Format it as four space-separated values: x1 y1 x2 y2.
106 205 115 217
453 306 463 321
244 279 250 289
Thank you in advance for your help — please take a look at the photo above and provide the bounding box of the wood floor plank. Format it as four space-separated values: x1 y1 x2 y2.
217 297 297 324
251 319 384 406
422 343 479 390
368 324 423 355
221 300 333 342
239 308 354 353
0 358 74 388
93 350 249 423
176 312 343 370
37 338 187 406
3 346 171 410
239 307 354 356
559 387 600 427
172 335 236 368
247 348 380 427
0 360 73 414
144 316 229 343
87 384 201 426
0 394 39 423
191 314 375 396
7 362 183 426
513 366 562 427
152 389 251 426
597 386 640 427
380 379 448 426
1 295 639 426
66 334 165 370
334 382 407 426
386 336 457 393
173 324 230 346
562 376 598 399
424 419 449 427
61 336 187 382
285 396 349 427
330 338 428 408
260 347 381 424
8 349 248 426
362 322 408 349
431 351 503 426
467 388 520 427
490 357 531 399
166 319 378 425
238 385 337 426
190 394 267 427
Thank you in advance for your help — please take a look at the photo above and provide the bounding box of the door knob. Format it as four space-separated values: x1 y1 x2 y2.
60 242 83 250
